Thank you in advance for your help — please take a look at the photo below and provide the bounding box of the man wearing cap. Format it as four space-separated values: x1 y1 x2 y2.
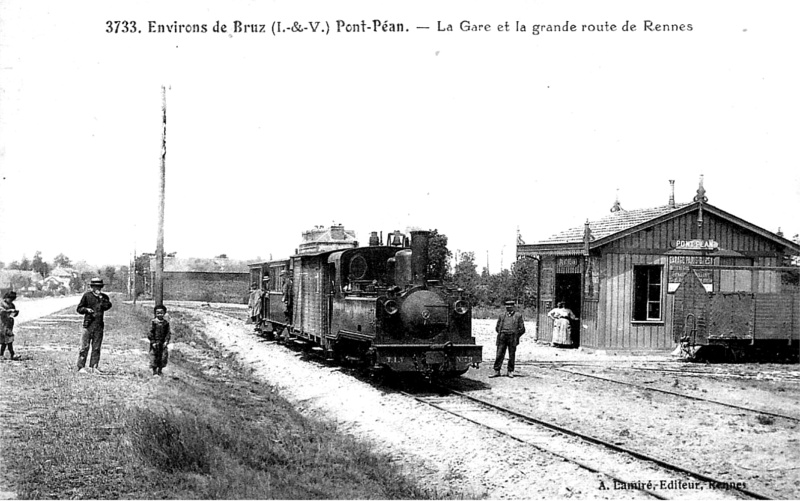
76 278 113 374
491 300 525 378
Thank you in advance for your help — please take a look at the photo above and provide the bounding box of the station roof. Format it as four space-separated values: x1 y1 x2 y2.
519 201 800 256
535 203 691 245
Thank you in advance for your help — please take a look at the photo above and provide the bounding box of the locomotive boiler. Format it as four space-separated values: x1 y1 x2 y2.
249 227 482 377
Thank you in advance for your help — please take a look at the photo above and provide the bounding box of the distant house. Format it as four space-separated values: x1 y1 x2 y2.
148 256 250 304
0 270 44 295
44 266 80 293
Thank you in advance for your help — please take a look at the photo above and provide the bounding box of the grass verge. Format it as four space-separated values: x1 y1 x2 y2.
1 297 448 499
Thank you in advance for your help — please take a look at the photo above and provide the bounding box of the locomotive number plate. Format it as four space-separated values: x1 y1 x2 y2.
425 351 445 364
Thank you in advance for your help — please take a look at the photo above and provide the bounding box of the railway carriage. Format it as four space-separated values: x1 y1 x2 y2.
253 227 482 377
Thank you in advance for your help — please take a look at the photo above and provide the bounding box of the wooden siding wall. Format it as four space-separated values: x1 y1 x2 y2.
537 309 554 343
581 299 599 346
536 256 556 343
604 212 781 255
754 293 800 341
296 257 329 339
597 253 673 349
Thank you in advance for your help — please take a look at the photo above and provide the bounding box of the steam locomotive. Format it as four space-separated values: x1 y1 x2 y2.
248 227 482 377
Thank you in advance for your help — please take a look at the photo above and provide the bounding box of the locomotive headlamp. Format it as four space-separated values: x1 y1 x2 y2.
384 299 399 315
454 300 469 315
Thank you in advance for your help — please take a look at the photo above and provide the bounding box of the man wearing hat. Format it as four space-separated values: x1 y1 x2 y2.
491 300 526 378
76 277 113 374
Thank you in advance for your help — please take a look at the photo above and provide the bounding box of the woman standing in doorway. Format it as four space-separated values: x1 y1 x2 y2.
548 301 578 348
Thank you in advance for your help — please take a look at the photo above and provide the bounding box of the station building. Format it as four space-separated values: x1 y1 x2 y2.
516 179 800 351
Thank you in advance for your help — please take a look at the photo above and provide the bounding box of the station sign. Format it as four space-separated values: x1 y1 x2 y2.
668 255 716 292
674 239 719 251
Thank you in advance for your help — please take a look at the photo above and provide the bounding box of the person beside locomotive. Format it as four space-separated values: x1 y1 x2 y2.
491 300 526 378
76 277 113 374
547 301 579 348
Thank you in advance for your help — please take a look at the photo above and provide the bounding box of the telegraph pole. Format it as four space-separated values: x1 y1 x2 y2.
154 86 166 306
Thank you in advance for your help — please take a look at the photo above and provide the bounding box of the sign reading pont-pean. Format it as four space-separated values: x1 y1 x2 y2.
674 239 719 251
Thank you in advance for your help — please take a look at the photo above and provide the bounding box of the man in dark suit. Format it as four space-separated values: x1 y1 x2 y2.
490 300 525 378
76 277 113 374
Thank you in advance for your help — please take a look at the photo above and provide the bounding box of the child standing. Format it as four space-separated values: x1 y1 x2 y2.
1 291 20 360
148 305 171 376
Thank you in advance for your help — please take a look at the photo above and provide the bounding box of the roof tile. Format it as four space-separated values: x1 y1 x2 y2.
535 203 691 245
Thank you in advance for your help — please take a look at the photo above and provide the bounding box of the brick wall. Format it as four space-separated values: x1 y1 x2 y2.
162 272 249 304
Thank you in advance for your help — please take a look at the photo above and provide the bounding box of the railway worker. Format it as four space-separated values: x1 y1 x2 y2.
281 270 293 325
548 301 579 348
148 304 171 376
76 278 113 374
491 300 526 378
1 291 20 360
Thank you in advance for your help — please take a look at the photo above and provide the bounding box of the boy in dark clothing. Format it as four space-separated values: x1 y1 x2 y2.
1 291 20 360
149 305 171 376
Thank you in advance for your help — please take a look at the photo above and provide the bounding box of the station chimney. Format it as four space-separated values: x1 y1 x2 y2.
668 180 676 208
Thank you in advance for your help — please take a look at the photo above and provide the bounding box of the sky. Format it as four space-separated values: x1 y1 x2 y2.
1 1 798 272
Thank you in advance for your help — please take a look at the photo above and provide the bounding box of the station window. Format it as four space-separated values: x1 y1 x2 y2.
633 265 663 321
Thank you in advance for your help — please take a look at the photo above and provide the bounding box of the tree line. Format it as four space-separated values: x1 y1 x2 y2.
0 252 129 294
2 231 542 303
427 231 538 311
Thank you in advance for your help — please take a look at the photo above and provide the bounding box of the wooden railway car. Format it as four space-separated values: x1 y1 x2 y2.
673 265 799 361
253 227 482 377
248 259 292 329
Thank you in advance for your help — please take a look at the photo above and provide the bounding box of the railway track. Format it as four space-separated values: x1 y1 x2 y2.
404 386 771 500
515 360 800 382
517 361 800 423
193 307 791 497
540 365 800 424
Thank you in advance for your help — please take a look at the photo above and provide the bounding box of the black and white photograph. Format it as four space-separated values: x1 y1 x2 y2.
1 1 799 498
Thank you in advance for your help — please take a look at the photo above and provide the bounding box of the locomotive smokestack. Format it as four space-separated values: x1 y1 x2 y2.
410 230 430 286
369 231 380 246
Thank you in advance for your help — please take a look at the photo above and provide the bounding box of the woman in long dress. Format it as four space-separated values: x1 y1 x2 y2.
548 301 578 347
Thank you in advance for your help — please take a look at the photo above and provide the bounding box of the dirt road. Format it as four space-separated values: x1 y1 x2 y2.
12 295 81 325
